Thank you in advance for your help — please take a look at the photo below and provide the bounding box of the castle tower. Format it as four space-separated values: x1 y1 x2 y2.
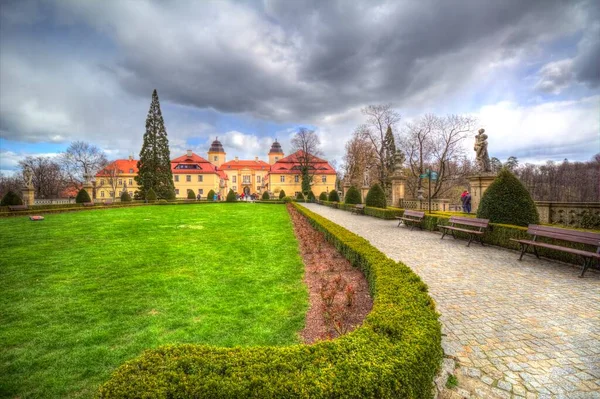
207 137 226 167
268 139 284 165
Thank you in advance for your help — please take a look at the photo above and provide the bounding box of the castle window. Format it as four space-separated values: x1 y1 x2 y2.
232 176 237 183
256 176 261 183
243 175 251 184
129 168 134 173
175 189 180 195
101 191 105 198
294 176 299 183
198 175 203 182
118 179 122 185
280 176 285 183
175 175 179 182
214 156 218 161
186 175 191 182
129 179 133 185
322 175 327 183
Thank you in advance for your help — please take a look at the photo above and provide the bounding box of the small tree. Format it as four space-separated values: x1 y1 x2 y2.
328 189 340 202
366 184 386 208
187 189 195 199
166 189 176 201
262 191 270 200
319 192 328 201
207 189 216 201
344 186 362 205
146 188 157 202
75 189 91 204
120 191 132 202
477 168 539 226
226 189 236 202
279 190 286 199
1 190 23 206
307 191 315 202
296 191 304 200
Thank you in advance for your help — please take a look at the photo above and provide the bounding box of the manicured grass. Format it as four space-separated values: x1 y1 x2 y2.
0 203 308 398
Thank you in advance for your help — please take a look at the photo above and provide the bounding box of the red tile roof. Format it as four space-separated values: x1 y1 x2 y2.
270 150 337 175
95 159 138 176
221 159 270 170
171 152 220 175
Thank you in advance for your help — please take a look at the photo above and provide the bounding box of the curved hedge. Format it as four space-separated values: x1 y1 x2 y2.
98 203 442 398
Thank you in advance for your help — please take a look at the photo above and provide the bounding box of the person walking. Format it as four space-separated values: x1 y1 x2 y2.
464 191 472 214
461 190 468 212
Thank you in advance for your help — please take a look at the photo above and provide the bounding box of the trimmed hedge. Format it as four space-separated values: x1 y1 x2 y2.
262 191 270 200
328 189 340 202
75 189 91 203
319 192 328 201
344 186 362 205
1 191 23 206
226 189 236 202
296 191 304 200
477 169 539 226
307 190 315 202
98 204 443 398
279 190 286 199
207 190 216 201
146 188 157 202
366 184 386 208
120 191 132 202
187 189 196 199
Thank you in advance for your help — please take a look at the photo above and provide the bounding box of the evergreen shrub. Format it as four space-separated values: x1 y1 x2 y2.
146 188 157 202
477 169 539 227
327 190 340 202
344 186 362 205
1 191 23 206
282 196 293 203
98 204 442 398
75 189 91 204
307 191 315 202
319 192 328 201
366 184 386 208
296 191 304 200
279 190 286 199
166 190 177 201
120 191 132 202
226 189 236 202
262 191 270 200
207 190 216 201
187 189 195 200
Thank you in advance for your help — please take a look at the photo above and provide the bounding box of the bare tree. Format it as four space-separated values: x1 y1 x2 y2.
18 156 68 198
290 128 323 194
400 114 475 199
0 172 23 199
60 141 108 183
342 129 378 188
96 163 123 200
359 104 401 190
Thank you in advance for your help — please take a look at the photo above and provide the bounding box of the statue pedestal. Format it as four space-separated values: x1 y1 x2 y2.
342 181 351 202
361 186 369 204
83 182 94 200
22 187 35 206
390 175 406 208
468 173 496 213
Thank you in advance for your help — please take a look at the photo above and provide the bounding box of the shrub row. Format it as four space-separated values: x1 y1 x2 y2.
98 203 443 398
316 202 597 266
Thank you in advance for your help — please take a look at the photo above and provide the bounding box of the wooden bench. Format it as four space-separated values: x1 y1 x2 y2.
350 204 365 215
8 205 28 211
82 202 95 207
510 225 600 278
395 210 425 230
438 216 489 247
103 200 113 206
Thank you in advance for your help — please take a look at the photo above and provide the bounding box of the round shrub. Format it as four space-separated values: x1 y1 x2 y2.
344 186 362 205
146 188 157 202
75 189 91 204
166 190 177 201
477 168 539 226
279 190 286 199
319 192 328 201
307 191 315 202
187 189 195 200
1 190 23 206
296 191 304 200
261 191 270 200
226 189 236 202
207 189 216 201
365 184 386 208
328 189 340 202
281 196 293 203
120 191 132 202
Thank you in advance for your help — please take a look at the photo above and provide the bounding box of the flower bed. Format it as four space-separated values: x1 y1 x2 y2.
98 203 443 398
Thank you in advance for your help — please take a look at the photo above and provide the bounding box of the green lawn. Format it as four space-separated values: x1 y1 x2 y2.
0 203 308 398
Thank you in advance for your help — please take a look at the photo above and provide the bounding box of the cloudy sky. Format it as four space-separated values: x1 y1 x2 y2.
1 0 599 175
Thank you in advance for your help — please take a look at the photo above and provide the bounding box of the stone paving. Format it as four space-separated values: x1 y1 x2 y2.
302 203 600 399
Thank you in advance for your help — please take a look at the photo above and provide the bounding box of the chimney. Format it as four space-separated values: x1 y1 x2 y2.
187 150 192 157
235 156 239 162
255 156 259 162
128 155 133 161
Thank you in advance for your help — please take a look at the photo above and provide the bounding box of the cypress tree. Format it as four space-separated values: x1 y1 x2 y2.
366 184 386 208
301 168 311 195
279 190 286 199
261 191 270 200
383 125 396 190
344 186 362 205
135 90 175 199
75 189 91 203
187 189 195 199
226 189 236 202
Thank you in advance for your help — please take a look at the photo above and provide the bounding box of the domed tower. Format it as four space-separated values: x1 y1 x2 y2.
268 139 284 165
208 137 226 167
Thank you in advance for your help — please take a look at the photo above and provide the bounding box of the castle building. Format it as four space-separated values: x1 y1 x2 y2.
95 138 337 200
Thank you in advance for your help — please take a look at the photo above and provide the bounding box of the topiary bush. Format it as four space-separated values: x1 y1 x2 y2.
166 190 177 201
120 191 132 202
146 188 157 202
365 184 386 208
296 191 304 200
344 186 362 205
207 190 216 201
281 196 293 203
307 191 315 202
187 189 195 200
261 191 270 200
1 191 23 206
226 189 236 202
75 189 91 204
328 189 340 202
477 169 539 226
319 192 328 201
279 190 286 199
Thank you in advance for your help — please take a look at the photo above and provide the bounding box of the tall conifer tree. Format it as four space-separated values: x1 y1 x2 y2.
383 125 396 189
135 90 175 199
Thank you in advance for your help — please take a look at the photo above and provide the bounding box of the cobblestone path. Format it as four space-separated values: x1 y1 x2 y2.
302 204 600 399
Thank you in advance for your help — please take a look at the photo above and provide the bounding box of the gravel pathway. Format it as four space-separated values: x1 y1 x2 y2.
301 203 600 399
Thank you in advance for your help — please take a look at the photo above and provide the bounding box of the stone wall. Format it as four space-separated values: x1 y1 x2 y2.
536 202 600 229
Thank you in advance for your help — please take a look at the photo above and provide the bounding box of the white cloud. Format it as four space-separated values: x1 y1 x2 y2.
534 59 575 94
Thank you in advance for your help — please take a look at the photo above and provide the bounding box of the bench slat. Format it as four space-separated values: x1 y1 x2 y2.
526 225 600 246
511 239 600 258
448 216 489 227
441 226 485 235
403 210 425 218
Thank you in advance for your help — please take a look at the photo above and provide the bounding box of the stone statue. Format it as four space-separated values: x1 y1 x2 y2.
363 166 371 187
23 166 33 188
474 128 491 172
